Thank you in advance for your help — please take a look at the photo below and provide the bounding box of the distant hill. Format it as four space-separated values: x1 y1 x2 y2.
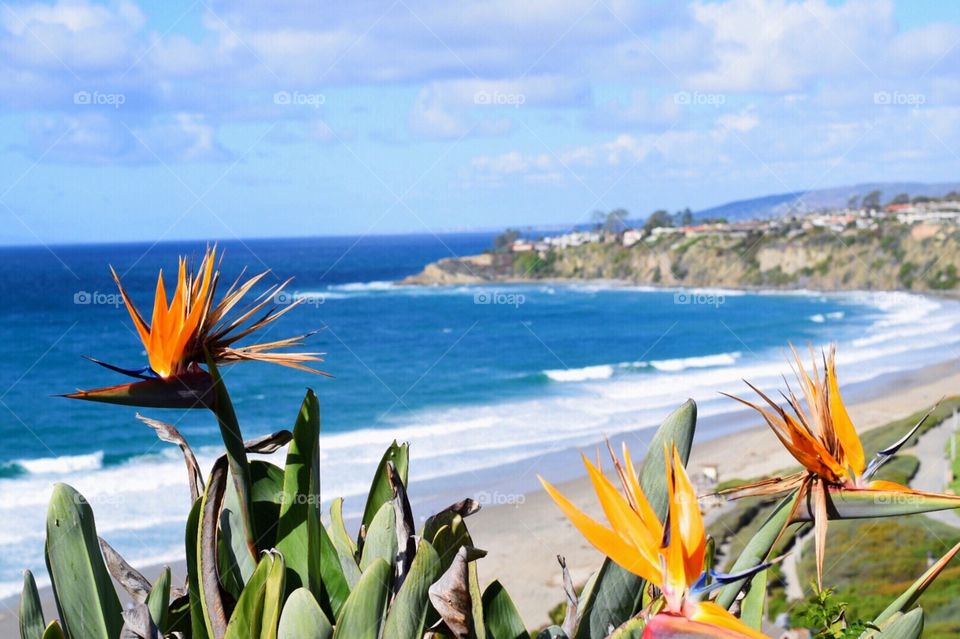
696 182 960 221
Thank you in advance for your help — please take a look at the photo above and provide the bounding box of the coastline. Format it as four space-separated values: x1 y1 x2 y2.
2 358 956 633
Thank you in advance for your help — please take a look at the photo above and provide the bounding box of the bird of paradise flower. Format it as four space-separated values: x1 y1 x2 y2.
65 245 327 407
540 444 770 638
721 345 960 588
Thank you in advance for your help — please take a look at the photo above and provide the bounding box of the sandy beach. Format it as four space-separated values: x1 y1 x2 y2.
1 359 957 634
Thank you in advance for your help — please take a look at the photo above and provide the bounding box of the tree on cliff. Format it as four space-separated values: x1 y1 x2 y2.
643 209 673 232
493 228 520 252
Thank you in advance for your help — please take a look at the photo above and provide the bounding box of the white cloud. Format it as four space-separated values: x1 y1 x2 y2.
23 112 231 164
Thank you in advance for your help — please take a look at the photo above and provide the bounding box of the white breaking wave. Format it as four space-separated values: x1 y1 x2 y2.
15 451 104 475
647 352 742 372
544 365 615 382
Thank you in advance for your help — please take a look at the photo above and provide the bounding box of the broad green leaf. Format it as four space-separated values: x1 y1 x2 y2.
317 523 351 620
739 569 766 631
359 441 408 540
329 498 357 558
574 400 696 639
44 483 123 639
482 580 530 639
278 588 332 639
224 551 284 639
276 390 321 594
261 553 286 639
383 539 442 639
861 608 924 639
359 501 397 572
220 460 284 595
333 559 391 639
19 569 44 639
184 498 209 639
146 566 171 633
714 493 796 610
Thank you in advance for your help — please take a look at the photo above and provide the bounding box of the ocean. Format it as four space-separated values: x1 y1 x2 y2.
1 234 959 599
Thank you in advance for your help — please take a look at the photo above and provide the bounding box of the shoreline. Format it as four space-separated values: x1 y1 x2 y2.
2 358 956 632
398 271 960 300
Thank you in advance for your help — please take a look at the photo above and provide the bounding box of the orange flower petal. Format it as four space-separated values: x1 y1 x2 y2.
538 475 659 581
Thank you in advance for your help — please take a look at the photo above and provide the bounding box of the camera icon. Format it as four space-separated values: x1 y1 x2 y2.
272 291 292 305
673 292 690 304
73 91 91 105
873 91 891 105
73 291 91 304
273 91 292 106
474 292 490 304
674 91 691 105
474 90 491 105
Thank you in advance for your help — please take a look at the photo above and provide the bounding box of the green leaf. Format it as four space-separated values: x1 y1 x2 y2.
261 553 286 639
359 501 398 572
220 460 285 596
873 540 960 627
278 588 332 639
333 559 391 639
536 627 569 639
329 498 356 557
19 570 44 639
40 621 65 639
383 539 442 639
224 551 285 639
44 483 123 639
714 493 796 610
738 568 766 631
146 566 171 633
574 400 696 639
276 390 321 595
861 608 924 639
482 580 530 639
184 498 209 639
359 442 408 542
317 523 351 620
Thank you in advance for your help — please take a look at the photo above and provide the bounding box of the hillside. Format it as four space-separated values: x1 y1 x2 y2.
696 181 960 221
402 221 960 292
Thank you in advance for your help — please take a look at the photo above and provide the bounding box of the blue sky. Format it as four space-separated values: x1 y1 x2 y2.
1 0 960 244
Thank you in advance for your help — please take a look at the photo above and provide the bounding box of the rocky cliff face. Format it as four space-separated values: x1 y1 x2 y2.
401 224 960 292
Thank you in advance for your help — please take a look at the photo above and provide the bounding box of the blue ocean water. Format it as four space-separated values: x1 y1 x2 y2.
1 234 959 598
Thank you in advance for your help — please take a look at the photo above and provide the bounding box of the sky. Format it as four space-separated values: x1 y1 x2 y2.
1 0 960 244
